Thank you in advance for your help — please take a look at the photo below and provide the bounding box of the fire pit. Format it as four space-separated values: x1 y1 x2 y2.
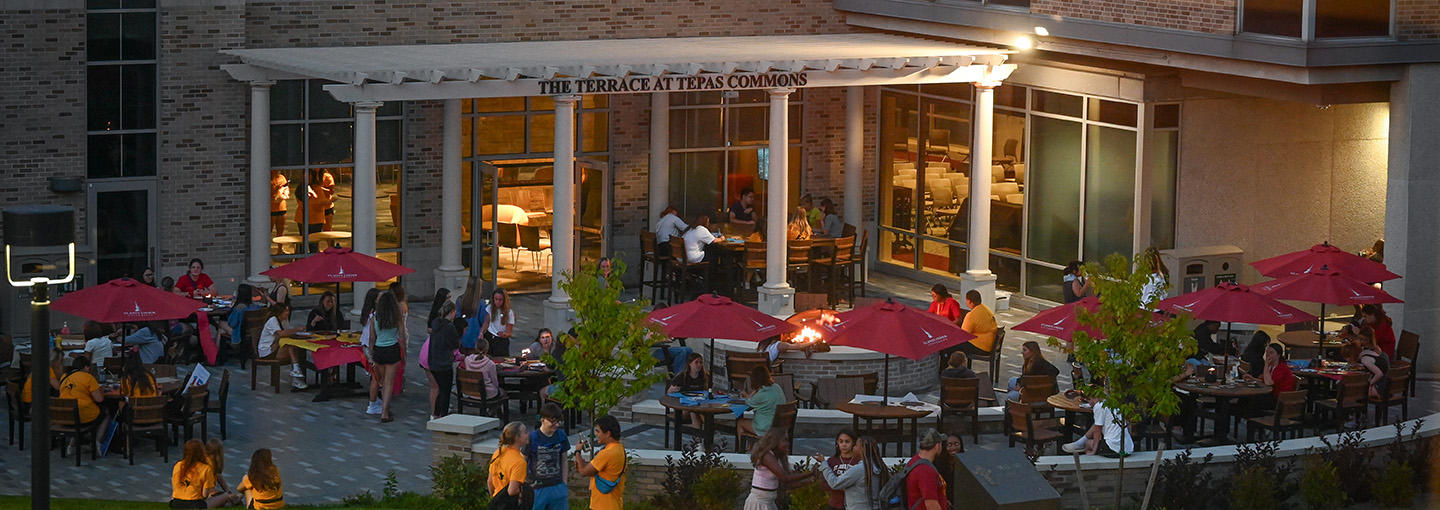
781 309 838 354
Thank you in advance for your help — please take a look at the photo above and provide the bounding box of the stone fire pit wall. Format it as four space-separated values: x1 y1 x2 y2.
707 338 940 396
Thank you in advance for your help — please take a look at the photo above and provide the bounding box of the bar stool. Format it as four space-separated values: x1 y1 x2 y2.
785 239 813 292
668 237 711 301
743 241 767 302
810 235 855 307
640 231 670 302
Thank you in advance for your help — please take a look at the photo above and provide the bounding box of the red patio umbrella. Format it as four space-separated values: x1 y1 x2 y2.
647 294 801 375
1012 296 1105 343
1251 242 1399 283
821 299 975 400
1256 266 1402 347
1154 282 1314 382
262 246 415 284
51 278 215 364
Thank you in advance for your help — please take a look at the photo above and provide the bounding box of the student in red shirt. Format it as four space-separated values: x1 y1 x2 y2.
906 429 949 510
175 258 215 298
927 285 962 324
1359 305 1397 359
1244 343 1296 408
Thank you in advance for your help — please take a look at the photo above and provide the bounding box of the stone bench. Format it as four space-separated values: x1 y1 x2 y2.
630 398 1009 437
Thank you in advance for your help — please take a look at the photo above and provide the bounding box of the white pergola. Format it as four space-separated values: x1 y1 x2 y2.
223 33 1014 328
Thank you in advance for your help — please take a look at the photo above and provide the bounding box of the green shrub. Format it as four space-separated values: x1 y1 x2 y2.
786 483 828 510
1299 458 1346 510
1153 448 1216 510
653 439 734 510
695 468 747 510
1372 461 1416 508
1231 466 1278 510
432 455 491 510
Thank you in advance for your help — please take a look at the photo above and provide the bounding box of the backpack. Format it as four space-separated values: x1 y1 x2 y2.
878 458 935 510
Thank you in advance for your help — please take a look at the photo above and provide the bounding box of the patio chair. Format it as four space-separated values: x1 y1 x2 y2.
517 224 552 273
1369 364 1411 425
249 315 284 393
743 241 767 299
668 237 712 300
811 235 856 307
939 376 980 443
165 387 210 444
455 369 509 423
794 292 829 313
835 372 878 395
737 400 798 453
5 380 29 449
809 376 865 410
967 327 1006 387
1005 399 1061 456
785 239 813 292
1246 390 1307 442
640 231 671 302
725 351 773 392
203 368 231 439
1395 330 1419 395
125 395 170 464
1315 373 1369 431
1018 374 1058 404
51 398 100 466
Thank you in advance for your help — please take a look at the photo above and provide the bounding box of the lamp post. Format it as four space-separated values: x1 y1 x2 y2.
4 205 76 510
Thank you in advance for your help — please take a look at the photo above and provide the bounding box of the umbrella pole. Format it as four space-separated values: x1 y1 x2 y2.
1317 303 1327 348
1223 322 1233 384
708 338 716 389
883 354 891 405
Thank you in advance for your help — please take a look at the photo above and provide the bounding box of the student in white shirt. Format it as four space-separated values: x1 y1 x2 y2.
78 321 116 367
681 215 723 264
655 206 688 252
1062 396 1135 456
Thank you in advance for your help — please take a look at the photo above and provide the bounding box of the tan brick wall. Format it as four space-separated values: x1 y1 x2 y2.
1030 0 1237 35
1398 0 1440 40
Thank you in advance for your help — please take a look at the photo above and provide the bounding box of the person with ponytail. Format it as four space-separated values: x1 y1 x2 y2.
238 448 285 509
488 421 531 510
811 436 886 510
170 439 236 509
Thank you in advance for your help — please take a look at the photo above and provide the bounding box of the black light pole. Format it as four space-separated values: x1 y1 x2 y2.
4 205 76 510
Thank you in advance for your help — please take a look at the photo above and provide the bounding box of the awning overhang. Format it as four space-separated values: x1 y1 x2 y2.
222 33 1013 102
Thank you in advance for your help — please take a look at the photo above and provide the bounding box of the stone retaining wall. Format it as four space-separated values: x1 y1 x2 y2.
708 339 940 397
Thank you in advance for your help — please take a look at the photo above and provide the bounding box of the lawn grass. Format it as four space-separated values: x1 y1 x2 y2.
0 496 401 510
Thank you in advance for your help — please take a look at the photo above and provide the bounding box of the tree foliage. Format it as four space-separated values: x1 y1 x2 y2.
1063 253 1194 434
548 259 666 419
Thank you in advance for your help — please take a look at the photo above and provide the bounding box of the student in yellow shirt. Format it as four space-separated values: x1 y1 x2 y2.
575 415 626 510
120 355 159 398
238 448 286 509
957 290 998 357
21 350 62 404
57 358 104 427
171 439 237 509
488 421 531 510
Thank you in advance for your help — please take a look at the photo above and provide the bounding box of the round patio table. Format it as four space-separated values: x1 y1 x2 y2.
495 360 555 415
1046 393 1093 442
836 401 929 456
659 394 733 452
1276 330 1346 351
1173 379 1270 444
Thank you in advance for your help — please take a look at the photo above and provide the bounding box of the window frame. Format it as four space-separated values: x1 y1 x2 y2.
1238 0 1395 41
85 1 159 180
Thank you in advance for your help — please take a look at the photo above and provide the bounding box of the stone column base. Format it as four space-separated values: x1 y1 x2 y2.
543 297 576 334
959 272 998 311
246 275 270 285
433 267 470 299
758 285 796 317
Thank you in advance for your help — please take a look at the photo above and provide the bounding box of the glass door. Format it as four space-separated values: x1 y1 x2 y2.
575 158 609 268
87 179 158 284
470 162 500 291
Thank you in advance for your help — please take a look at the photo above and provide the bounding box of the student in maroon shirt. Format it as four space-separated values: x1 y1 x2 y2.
818 429 860 510
906 429 949 510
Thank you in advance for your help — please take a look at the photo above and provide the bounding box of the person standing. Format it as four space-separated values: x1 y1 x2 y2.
427 301 460 420
575 415 626 510
744 429 814 510
524 404 571 510
1061 261 1092 304
957 290 997 357
905 430 950 510
817 430 860 510
366 292 405 423
484 287 515 357
270 170 290 239
489 422 531 510
812 436 885 510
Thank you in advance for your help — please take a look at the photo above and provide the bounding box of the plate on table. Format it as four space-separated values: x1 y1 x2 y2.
292 332 313 338
900 401 923 407
199 307 214 312
681 391 706 398
728 399 746 405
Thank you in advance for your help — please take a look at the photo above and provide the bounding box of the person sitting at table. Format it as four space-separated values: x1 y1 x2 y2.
58 356 106 438
79 320 116 368
1240 331 1271 378
142 267 158 288
1357 304 1396 359
237 448 285 510
1244 343 1296 403
307 291 341 332
263 275 290 307
221 284 261 345
666 353 711 430
940 352 977 379
120 355 160 398
1005 341 1060 402
1062 394 1134 457
800 194 820 228
737 365 783 439
957 290 997 358
817 198 843 238
729 187 757 226
1192 320 1234 357
22 350 62 405
928 284 963 323
160 276 176 294
171 439 236 509
461 339 503 401
1353 326 1391 400
126 321 169 364
524 328 565 363
655 206 688 258
256 303 308 391
682 215 725 265
174 258 215 298
786 207 812 241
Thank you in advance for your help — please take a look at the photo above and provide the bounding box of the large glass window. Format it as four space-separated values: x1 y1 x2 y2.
87 0 157 178
1148 104 1181 251
667 91 803 229
269 80 405 282
1242 0 1392 38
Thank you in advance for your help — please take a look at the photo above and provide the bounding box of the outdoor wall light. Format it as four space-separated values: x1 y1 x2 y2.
1013 35 1034 50
3 204 75 510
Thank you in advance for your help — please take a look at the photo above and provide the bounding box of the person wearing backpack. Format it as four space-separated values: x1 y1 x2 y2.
889 429 948 510
524 404 570 510
575 415 626 510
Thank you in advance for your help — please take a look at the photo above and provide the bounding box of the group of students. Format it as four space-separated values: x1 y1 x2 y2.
169 438 286 509
488 409 627 510
652 189 848 268
744 427 965 510
926 285 999 358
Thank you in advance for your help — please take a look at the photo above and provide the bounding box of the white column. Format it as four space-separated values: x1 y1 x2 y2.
844 86 864 228
649 92 670 229
248 81 275 284
1132 103 1153 258
1386 63 1440 378
758 88 796 316
435 99 469 293
351 101 381 314
544 95 581 332
960 82 998 311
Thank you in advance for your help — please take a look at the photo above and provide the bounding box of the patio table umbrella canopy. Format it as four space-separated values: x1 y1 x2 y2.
1154 282 1314 382
1255 267 1404 307
1250 242 1399 283
1013 296 1105 343
646 293 800 342
51 277 204 323
821 299 974 399
261 246 415 284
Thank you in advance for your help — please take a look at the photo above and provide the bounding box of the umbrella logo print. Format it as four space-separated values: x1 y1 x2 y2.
919 326 948 345
135 302 141 313
328 264 356 280
653 313 678 325
752 318 776 332
123 301 156 319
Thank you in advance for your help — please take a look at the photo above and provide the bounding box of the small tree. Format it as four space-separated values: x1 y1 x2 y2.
548 259 666 425
1056 252 1195 508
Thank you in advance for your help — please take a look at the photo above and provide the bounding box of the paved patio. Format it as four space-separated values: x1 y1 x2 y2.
1 272 1433 504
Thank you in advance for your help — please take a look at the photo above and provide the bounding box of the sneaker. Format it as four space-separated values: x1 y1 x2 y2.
1061 442 1083 454
291 376 309 390
290 368 305 378
366 400 382 415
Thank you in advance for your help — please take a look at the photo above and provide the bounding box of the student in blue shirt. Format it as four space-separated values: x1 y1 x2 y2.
523 403 570 510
